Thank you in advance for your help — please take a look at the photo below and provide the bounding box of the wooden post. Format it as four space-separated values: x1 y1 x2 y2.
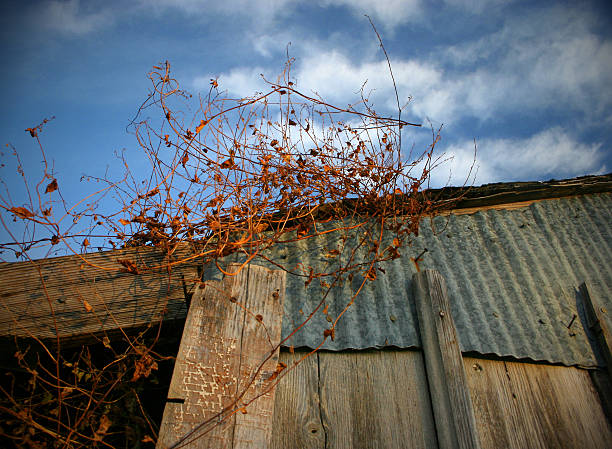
157 264 286 449
412 269 481 449
579 282 612 378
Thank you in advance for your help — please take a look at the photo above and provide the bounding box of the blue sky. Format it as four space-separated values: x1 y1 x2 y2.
1 0 611 208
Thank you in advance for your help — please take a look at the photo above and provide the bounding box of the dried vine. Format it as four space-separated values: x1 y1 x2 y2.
0 53 455 448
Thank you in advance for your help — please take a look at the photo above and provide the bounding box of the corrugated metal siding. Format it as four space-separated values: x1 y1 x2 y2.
210 193 612 367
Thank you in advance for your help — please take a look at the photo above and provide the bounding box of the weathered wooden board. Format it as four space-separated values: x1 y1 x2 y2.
579 282 612 378
271 349 437 449
0 245 198 340
270 350 325 449
465 356 612 449
157 264 285 449
413 269 481 449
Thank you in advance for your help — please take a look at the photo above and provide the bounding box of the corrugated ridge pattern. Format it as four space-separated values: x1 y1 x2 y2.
251 193 611 367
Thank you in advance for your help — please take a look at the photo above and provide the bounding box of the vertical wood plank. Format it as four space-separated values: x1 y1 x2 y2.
157 264 285 449
270 350 325 449
465 356 612 449
413 269 482 449
579 282 612 379
317 350 437 449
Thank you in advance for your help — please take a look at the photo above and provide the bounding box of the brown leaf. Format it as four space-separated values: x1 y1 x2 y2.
254 222 269 233
270 139 278 147
142 435 155 444
195 119 209 134
82 239 90 247
51 235 60 245
323 328 335 341
255 314 263 322
220 158 234 169
131 353 158 381
117 259 139 274
102 336 111 349
83 300 93 313
181 152 189 167
9 206 34 219
288 119 297 126
210 79 219 88
94 415 112 441
45 179 58 193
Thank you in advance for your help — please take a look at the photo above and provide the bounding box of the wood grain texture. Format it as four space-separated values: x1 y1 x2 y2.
271 349 437 449
579 282 612 379
465 356 612 449
0 245 198 340
157 264 285 449
270 350 325 449
413 269 481 449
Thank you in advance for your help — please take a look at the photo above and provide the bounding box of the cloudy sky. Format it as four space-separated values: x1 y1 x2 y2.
1 0 611 201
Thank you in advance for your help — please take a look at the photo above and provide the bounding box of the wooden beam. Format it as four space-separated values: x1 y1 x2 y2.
157 264 286 449
0 244 198 341
579 282 612 378
412 269 481 449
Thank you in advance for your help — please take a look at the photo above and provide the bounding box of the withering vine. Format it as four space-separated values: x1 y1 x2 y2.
0 50 455 447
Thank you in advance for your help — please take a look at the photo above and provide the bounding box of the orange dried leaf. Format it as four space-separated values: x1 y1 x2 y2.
94 415 112 440
117 258 139 274
83 300 93 312
9 207 34 219
254 222 269 233
142 435 155 444
119 218 130 226
255 314 263 322
45 179 58 193
102 336 111 349
82 239 90 247
323 328 335 341
195 119 208 134
220 158 234 169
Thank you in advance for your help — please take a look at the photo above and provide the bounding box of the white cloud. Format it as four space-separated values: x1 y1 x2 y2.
442 6 612 119
35 0 114 35
194 66 271 97
144 0 294 23
319 0 423 29
443 0 510 14
432 128 607 186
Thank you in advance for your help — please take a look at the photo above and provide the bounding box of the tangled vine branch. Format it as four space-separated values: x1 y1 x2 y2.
0 54 455 448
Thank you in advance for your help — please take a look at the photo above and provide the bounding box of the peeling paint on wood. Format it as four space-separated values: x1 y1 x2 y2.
157 264 285 449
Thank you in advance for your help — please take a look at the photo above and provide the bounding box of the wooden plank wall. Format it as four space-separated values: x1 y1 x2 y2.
465 356 612 449
157 264 286 449
271 349 438 449
0 245 198 340
271 349 612 449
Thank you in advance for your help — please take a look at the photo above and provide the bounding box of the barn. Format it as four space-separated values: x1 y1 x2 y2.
1 174 611 448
